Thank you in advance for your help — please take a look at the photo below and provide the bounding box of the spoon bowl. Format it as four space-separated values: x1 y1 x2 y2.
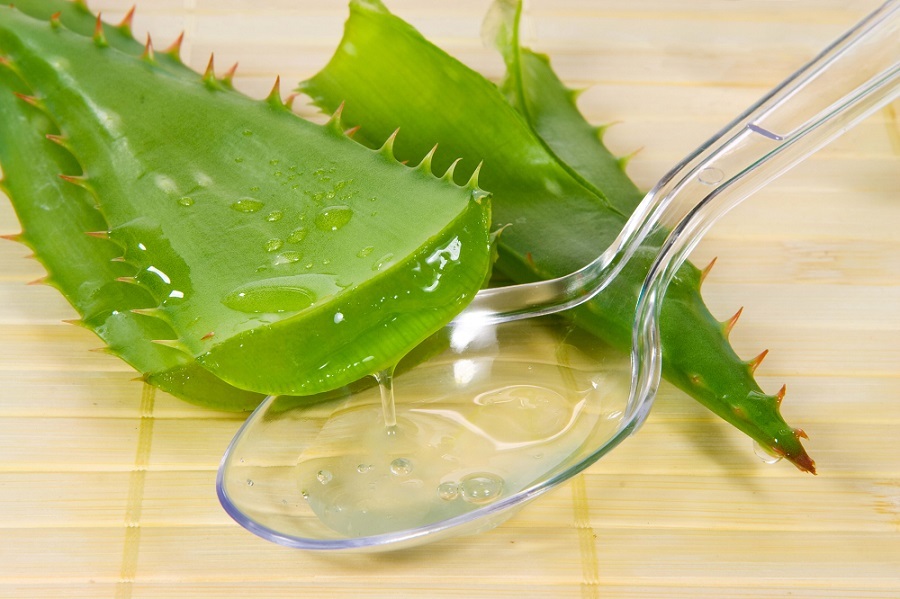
218 313 640 551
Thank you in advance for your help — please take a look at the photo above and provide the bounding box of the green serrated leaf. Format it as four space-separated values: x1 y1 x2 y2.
0 6 491 397
299 0 813 471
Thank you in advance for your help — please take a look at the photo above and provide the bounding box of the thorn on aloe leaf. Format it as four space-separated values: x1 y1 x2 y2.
202 53 216 87
118 6 136 36
344 125 361 138
748 349 769 374
325 101 345 133
93 14 108 47
84 230 109 240
45 133 69 149
723 306 743 338
73 0 91 13
49 12 62 30
201 331 215 341
61 318 87 328
265 76 283 108
617 146 643 170
379 128 400 159
27 276 49 286
442 157 462 182
775 384 787 407
284 93 299 110
466 161 484 190
59 174 91 190
14 92 41 108
565 86 586 104
141 34 155 63
700 256 717 286
151 338 192 354
416 144 439 173
0 232 25 244
221 63 239 89
165 32 185 62
88 346 116 355
593 120 620 142
130 307 165 319
793 427 809 440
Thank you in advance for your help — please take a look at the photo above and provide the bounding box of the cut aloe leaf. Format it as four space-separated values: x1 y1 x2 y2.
0 7 491 397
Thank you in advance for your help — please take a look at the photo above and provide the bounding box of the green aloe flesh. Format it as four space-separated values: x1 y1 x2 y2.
0 5 492 398
299 0 814 472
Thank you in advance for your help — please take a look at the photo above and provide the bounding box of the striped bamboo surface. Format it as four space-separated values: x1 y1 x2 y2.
1 1 898 597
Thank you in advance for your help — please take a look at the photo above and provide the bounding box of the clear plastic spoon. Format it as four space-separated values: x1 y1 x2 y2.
217 0 900 551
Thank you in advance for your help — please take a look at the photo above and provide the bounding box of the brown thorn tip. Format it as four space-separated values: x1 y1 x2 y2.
201 331 215 341
59 174 84 185
724 306 743 337
85 230 109 239
142 34 154 61
27 276 48 286
0 233 22 242
165 31 185 57
203 53 215 79
119 6 136 30
775 384 787 406
223 62 238 83
61 319 82 326
794 428 809 440
14 92 39 107
93 13 105 39
700 256 717 285
748 349 769 374
267 76 281 101
344 125 360 138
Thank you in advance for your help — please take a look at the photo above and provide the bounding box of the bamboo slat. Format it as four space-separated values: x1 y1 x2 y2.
0 1 897 598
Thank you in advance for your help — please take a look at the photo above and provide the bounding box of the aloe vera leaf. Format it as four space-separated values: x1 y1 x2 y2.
299 0 814 471
2 51 270 413
0 1 279 409
0 7 492 397
489 0 813 469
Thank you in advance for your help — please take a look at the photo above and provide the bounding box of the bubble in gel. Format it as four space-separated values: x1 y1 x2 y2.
437 482 459 501
390 458 412 476
316 470 333 484
459 472 503 505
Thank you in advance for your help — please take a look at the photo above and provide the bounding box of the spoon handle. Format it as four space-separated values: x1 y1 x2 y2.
629 0 900 420
465 1 899 325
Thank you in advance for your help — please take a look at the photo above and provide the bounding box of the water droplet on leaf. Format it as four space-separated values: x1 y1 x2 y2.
315 205 353 232
231 198 264 213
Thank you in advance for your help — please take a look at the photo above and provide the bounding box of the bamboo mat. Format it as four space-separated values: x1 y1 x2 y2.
1 1 898 597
